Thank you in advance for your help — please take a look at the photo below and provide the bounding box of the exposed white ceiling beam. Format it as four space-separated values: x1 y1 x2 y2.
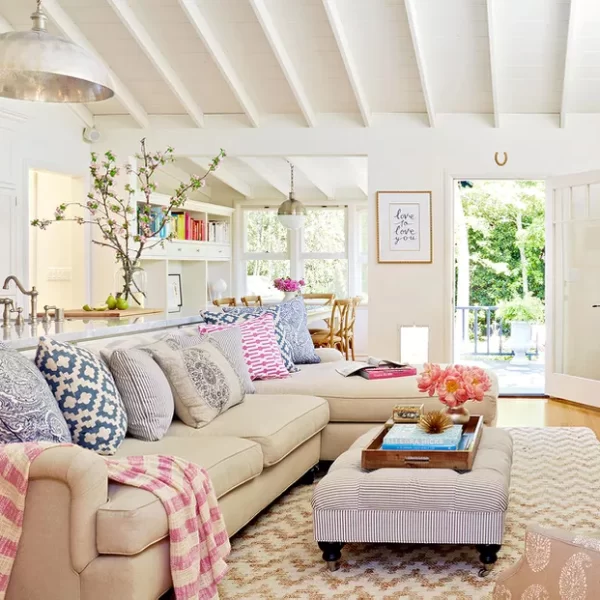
248 0 317 127
322 0 370 127
190 158 254 198
346 157 368 196
486 0 500 128
561 0 580 128
287 157 334 199
0 8 95 128
40 0 148 129
177 0 260 128
106 0 204 128
404 0 436 128
239 157 289 197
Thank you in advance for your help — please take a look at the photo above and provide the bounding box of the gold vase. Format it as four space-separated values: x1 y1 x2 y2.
443 405 470 425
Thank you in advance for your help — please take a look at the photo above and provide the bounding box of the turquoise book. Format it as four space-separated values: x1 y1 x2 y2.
381 424 463 451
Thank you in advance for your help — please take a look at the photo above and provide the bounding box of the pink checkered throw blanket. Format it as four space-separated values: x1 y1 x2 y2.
0 443 230 600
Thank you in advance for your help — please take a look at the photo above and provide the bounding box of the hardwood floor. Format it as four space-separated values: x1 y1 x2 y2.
497 397 600 440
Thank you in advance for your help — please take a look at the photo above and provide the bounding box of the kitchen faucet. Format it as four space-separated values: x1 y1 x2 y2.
2 276 38 324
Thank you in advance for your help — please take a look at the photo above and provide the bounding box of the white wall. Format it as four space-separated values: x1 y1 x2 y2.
97 113 600 361
0 98 90 315
29 170 86 309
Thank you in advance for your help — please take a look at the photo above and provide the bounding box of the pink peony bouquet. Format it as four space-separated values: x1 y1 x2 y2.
417 364 492 408
273 277 305 293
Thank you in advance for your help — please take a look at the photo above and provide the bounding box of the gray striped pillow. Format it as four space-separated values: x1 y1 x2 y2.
109 349 175 441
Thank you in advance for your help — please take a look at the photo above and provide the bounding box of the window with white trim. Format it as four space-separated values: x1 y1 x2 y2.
301 207 348 297
239 204 367 302
242 209 289 301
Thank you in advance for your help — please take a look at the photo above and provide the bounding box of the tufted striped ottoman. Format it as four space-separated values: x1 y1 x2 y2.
312 426 513 573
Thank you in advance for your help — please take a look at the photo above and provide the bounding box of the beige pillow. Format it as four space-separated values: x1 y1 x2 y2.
148 339 244 428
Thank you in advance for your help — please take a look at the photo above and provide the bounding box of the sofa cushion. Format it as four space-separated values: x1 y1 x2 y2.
201 310 296 373
97 436 263 556
254 361 499 425
0 342 70 443
36 337 127 455
223 296 321 365
148 338 245 428
167 394 329 467
109 349 174 441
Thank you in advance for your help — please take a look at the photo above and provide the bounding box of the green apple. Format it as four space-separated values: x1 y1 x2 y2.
116 296 129 310
106 294 117 310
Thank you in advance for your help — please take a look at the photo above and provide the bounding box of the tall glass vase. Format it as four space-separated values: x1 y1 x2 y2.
115 263 147 308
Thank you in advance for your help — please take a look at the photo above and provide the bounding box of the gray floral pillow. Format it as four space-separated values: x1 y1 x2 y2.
224 296 320 364
0 342 70 443
148 339 244 428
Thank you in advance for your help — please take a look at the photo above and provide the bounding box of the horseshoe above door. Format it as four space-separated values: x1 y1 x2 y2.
494 152 508 167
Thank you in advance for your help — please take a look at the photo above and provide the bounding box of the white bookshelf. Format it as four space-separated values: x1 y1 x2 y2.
135 193 234 312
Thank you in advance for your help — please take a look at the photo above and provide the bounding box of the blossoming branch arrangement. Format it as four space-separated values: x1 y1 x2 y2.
31 139 225 304
273 277 305 293
417 364 492 408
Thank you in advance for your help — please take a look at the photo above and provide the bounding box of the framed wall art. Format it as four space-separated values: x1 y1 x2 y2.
167 273 183 313
376 191 432 263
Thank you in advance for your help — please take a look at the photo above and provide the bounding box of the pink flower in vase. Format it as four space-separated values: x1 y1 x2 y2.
437 368 469 408
463 366 492 402
417 363 443 396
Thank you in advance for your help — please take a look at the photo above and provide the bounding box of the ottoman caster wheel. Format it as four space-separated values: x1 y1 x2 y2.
318 542 344 572
476 544 501 577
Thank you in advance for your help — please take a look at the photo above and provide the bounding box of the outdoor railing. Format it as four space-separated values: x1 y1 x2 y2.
455 305 539 358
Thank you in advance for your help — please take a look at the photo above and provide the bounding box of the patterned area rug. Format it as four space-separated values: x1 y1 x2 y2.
219 428 600 599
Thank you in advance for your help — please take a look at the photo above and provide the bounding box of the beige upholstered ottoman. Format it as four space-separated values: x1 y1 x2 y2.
312 427 513 573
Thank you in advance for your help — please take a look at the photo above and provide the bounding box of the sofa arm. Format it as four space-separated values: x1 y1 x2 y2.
494 525 600 598
315 348 345 363
26 445 109 573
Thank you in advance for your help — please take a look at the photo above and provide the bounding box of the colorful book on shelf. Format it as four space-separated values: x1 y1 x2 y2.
381 424 463 450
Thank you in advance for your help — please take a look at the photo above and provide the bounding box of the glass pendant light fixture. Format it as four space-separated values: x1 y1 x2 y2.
0 0 114 103
278 161 307 230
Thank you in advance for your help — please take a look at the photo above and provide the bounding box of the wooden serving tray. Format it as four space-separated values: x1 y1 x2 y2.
361 415 484 471
40 308 164 319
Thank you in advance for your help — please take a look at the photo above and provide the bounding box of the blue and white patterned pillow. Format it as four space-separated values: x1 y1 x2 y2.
224 297 321 365
35 337 127 455
200 310 298 372
0 342 70 444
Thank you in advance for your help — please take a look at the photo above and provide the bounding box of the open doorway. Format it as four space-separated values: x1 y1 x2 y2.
453 179 546 396
29 169 86 310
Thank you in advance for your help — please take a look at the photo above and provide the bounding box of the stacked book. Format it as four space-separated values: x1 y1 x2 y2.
171 212 206 241
336 358 417 380
382 424 466 451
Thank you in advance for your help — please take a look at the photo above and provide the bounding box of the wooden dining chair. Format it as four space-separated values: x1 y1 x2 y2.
212 297 236 307
311 299 351 356
342 297 361 361
305 293 336 334
241 295 262 307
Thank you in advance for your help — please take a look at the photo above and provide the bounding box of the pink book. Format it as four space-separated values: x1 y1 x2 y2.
358 366 417 380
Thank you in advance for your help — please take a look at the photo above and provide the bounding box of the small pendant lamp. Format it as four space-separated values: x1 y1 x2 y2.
0 0 114 103
278 161 307 230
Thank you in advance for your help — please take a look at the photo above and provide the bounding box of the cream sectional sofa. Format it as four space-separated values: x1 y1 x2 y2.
8 327 498 600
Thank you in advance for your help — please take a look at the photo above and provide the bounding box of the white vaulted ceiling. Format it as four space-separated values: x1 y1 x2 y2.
0 0 596 127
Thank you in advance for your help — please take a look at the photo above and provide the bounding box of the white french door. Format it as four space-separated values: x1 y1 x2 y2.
546 171 600 405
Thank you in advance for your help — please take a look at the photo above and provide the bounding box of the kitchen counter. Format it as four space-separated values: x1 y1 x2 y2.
2 311 205 351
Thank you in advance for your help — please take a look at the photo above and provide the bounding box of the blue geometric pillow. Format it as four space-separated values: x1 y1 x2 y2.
35 337 127 455
200 310 298 372
0 342 70 444
224 297 321 365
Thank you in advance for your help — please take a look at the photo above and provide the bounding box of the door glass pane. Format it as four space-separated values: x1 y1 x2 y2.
571 185 588 220
590 184 600 219
557 219 600 380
